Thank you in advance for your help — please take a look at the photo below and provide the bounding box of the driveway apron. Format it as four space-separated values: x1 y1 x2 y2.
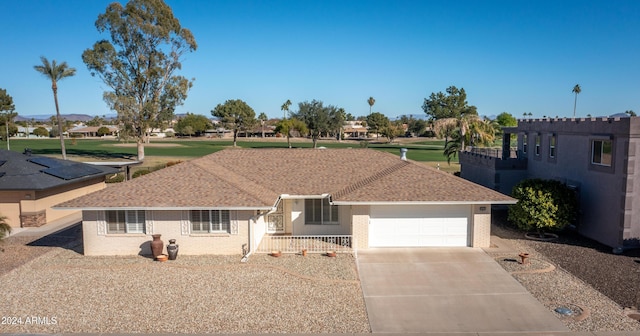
357 248 569 333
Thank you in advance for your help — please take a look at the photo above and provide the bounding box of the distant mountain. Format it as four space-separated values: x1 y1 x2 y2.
16 114 117 122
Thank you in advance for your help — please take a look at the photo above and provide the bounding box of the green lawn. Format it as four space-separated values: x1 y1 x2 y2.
4 137 458 164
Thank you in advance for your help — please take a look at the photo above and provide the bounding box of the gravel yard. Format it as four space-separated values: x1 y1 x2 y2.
489 210 640 332
0 243 370 333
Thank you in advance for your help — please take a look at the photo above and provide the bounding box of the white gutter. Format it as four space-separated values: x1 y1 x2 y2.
52 206 273 211
279 194 330 200
330 200 517 206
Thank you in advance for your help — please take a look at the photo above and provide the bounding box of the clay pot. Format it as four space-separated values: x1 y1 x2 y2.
519 253 530 264
302 249 308 257
326 251 337 257
156 254 168 262
271 251 282 257
151 234 164 258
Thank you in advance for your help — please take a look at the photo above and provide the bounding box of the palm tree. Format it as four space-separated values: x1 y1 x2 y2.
572 84 581 117
433 114 496 160
281 99 292 119
367 96 375 115
0 215 11 242
34 57 76 160
258 112 268 138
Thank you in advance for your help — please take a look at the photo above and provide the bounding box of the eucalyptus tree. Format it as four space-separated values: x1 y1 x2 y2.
211 99 256 147
0 89 16 149
367 96 375 115
572 84 581 117
34 57 75 159
82 0 197 161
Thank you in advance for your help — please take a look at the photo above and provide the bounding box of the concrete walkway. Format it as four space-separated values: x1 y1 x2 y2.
357 247 569 334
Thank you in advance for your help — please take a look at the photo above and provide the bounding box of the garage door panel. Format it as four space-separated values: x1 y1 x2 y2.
369 205 470 247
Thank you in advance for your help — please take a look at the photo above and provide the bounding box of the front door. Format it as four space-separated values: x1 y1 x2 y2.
267 202 285 233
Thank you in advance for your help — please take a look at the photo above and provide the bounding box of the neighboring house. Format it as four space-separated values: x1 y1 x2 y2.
68 126 119 137
56 148 514 256
459 117 640 250
0 149 118 228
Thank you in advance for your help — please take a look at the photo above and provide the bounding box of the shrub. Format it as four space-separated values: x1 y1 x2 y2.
132 170 151 178
508 178 578 235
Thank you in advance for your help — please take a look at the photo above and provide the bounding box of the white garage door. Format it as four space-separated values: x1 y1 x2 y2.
369 205 470 247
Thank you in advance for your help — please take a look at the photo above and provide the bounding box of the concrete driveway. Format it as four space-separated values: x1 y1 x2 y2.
357 248 569 334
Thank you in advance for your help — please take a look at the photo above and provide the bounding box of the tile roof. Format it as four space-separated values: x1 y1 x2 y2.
0 150 118 190
56 148 515 209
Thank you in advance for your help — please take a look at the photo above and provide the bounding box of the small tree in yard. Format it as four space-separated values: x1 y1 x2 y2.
97 126 111 137
508 179 578 237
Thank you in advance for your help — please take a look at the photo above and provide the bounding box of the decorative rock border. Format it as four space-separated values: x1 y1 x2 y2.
524 232 559 241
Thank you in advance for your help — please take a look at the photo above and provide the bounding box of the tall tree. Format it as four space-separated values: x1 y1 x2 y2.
423 86 477 144
572 84 581 117
281 99 292 119
367 96 375 115
293 100 332 148
82 0 197 161
0 89 16 149
211 99 256 147
34 57 75 160
258 112 268 138
495 112 517 127
366 112 389 140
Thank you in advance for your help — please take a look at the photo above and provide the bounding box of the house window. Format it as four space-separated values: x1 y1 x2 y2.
535 134 540 156
522 134 527 154
106 210 145 234
592 140 612 166
191 210 230 233
305 198 339 225
549 135 556 158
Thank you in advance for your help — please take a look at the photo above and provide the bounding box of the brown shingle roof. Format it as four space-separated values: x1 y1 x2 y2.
57 148 514 209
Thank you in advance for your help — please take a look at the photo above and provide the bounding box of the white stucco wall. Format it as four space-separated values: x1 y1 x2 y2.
82 209 252 256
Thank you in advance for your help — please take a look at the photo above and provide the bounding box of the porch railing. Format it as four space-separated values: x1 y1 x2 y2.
464 147 519 159
256 235 353 254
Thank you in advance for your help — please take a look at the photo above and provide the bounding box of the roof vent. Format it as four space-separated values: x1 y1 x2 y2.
400 148 408 160
23 148 32 156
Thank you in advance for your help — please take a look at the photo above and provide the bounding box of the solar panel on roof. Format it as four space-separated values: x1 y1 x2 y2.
28 157 63 168
43 163 103 180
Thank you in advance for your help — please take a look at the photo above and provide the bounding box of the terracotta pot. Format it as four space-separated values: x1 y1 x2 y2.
302 249 307 257
519 252 530 264
326 251 337 257
151 234 164 258
271 251 281 257
156 254 168 262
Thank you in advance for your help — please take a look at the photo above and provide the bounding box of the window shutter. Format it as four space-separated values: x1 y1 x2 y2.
97 211 106 236
180 210 190 235
145 210 153 234
229 210 237 235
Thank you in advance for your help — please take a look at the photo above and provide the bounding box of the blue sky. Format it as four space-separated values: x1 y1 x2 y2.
1 0 639 120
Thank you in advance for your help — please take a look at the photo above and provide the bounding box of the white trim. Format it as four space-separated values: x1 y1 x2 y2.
331 200 516 205
53 206 272 211
279 194 330 199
